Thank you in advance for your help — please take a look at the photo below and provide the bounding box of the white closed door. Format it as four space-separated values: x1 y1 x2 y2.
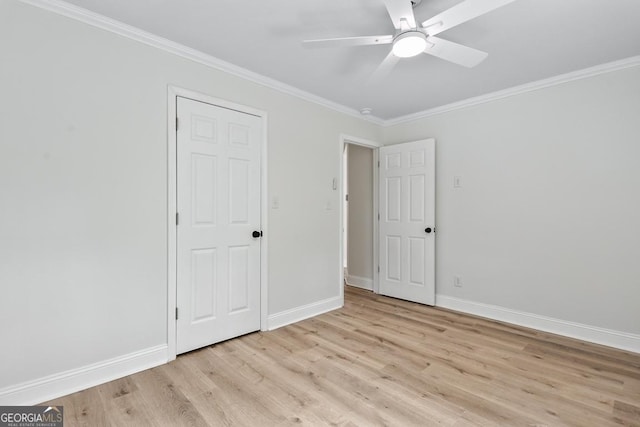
176 96 262 354
379 139 435 305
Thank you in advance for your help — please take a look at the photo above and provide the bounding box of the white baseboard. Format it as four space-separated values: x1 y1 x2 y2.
0 345 168 405
345 275 373 291
267 296 343 331
436 295 640 354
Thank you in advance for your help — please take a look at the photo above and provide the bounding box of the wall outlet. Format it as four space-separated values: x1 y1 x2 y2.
453 275 462 288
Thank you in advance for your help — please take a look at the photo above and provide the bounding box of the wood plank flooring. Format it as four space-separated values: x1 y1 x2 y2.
44 286 640 426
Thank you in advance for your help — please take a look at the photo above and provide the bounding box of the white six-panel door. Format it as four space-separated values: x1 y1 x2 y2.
379 139 435 305
176 96 262 354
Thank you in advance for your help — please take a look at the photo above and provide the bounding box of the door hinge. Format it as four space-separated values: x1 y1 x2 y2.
175 307 178 320
176 117 179 130
345 194 349 202
176 212 179 225
378 213 380 220
378 161 380 167
378 266 380 273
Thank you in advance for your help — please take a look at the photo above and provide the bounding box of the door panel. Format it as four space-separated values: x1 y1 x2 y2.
386 177 402 221
229 245 250 313
409 237 426 285
192 154 217 225
229 158 250 224
177 96 262 354
409 175 425 221
191 248 216 321
386 235 402 281
379 139 435 305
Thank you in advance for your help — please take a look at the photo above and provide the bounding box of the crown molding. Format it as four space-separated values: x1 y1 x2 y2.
18 0 385 126
15 0 640 129
384 55 640 126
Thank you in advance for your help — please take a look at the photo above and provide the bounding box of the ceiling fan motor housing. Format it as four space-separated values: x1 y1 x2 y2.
392 30 428 58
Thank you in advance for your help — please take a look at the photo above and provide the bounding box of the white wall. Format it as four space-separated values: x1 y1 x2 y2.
346 144 374 287
0 0 379 400
383 65 640 337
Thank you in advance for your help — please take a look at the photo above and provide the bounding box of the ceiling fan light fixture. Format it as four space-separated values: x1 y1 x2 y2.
392 31 427 58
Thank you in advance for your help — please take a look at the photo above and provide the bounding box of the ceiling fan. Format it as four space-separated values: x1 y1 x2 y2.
303 0 516 80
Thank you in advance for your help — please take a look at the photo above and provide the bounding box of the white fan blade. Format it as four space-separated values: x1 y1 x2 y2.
383 0 416 29
368 51 400 85
303 35 393 48
424 36 488 68
421 0 516 36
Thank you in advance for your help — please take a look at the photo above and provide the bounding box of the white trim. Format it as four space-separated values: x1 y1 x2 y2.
0 345 167 405
436 295 640 354
167 87 178 361
18 0 384 126
372 148 380 294
260 115 270 332
339 134 383 149
339 134 381 297
338 139 346 307
346 275 373 291
386 55 640 126
167 86 268 358
17 1 640 127
267 296 343 331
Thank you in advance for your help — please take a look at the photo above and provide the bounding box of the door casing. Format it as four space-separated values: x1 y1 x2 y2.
167 86 268 361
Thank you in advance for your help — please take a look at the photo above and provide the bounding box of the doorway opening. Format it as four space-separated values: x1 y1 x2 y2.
339 135 382 295
344 143 374 290
339 135 436 307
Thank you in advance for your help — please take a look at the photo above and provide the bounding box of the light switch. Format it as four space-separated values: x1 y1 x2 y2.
454 176 462 188
271 196 280 209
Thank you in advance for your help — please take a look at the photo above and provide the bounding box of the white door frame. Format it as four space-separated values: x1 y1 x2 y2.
167 86 268 361
339 134 382 294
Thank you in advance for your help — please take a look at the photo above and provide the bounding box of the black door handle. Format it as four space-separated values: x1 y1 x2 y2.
252 230 262 238
425 227 432 234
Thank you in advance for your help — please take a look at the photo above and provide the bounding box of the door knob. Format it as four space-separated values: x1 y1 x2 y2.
252 230 262 238
425 227 432 234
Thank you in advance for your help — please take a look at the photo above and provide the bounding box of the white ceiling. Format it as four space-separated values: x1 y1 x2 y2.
61 0 640 121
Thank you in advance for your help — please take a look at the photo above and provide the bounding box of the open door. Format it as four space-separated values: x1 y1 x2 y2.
378 139 435 305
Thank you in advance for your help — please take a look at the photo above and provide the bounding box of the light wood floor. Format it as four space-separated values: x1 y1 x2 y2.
45 286 640 426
